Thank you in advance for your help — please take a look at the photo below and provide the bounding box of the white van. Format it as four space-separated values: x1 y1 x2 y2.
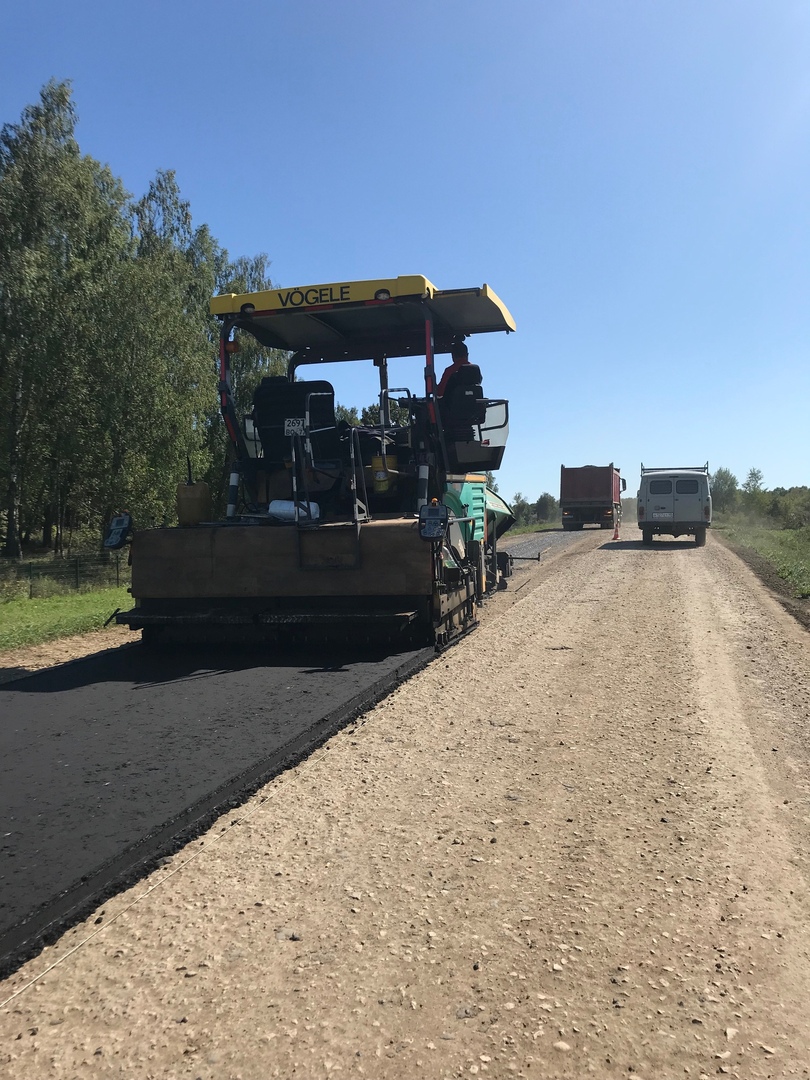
637 463 712 546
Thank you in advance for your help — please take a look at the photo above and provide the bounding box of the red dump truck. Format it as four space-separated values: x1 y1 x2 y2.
560 463 626 530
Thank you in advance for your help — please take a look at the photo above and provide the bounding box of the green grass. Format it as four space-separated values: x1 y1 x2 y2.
715 519 810 598
0 587 131 651
506 521 561 536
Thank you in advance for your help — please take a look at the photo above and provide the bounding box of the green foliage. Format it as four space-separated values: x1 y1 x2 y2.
360 401 410 427
336 400 411 428
507 520 558 536
0 549 130 599
535 492 559 522
740 466 767 516
712 465 810 597
768 488 810 530
335 403 360 425
0 587 131 650
510 492 534 527
215 254 288 421
0 80 133 554
743 467 764 493
0 81 285 552
710 467 738 513
711 467 810 530
720 521 810 599
506 491 559 527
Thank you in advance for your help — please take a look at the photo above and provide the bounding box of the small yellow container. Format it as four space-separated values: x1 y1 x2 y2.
372 453 397 494
176 481 212 526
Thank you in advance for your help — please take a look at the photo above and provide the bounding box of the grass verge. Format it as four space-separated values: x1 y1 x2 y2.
506 522 561 537
714 520 810 598
0 588 131 652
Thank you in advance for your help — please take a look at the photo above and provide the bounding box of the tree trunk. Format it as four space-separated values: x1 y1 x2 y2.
2 378 23 558
42 504 55 549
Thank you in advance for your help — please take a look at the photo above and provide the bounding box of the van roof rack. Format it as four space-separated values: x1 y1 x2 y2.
640 462 708 474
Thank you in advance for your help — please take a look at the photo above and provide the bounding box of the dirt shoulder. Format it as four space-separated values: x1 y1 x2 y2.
713 528 810 634
3 532 810 1078
0 625 134 686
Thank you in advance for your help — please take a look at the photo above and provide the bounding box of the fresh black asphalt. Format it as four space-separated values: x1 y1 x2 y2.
0 641 430 975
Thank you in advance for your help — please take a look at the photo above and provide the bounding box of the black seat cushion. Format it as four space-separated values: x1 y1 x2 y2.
440 364 486 431
253 378 338 465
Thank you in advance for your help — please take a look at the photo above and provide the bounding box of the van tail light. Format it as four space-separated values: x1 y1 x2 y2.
704 505 711 519
638 506 645 519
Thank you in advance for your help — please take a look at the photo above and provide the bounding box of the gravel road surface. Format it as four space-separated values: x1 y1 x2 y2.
2 529 810 1079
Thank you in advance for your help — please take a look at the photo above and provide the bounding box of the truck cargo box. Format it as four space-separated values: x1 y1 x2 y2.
559 464 626 530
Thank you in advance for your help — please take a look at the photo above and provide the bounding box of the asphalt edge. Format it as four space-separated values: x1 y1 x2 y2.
0 645 434 982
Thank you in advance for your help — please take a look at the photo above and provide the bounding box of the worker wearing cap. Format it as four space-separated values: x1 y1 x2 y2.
437 341 471 397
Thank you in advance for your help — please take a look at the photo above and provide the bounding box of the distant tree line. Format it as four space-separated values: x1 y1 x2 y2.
0 81 287 557
335 401 410 427
711 468 810 529
506 468 810 532
508 491 560 527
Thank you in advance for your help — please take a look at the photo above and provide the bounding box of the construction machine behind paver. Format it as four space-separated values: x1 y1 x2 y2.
111 275 517 650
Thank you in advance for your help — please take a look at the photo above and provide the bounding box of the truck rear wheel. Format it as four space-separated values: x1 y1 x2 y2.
695 528 707 547
642 528 653 546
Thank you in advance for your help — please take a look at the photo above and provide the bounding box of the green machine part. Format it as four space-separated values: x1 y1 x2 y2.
485 486 516 540
444 478 486 544
444 476 515 545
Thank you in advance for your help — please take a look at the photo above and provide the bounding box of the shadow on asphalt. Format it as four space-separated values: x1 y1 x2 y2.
0 641 411 694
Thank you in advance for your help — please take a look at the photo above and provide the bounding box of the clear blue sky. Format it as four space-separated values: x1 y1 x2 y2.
3 0 808 502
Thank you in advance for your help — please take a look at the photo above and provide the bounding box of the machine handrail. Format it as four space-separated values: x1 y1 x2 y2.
346 426 370 526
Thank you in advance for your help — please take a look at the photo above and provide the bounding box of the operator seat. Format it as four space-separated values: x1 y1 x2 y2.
300 379 341 466
252 377 293 466
252 378 340 468
439 364 486 440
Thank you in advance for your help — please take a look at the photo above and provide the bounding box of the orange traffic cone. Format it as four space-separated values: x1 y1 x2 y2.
612 521 620 541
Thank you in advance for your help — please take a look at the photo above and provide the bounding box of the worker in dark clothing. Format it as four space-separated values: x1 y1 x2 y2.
437 341 471 397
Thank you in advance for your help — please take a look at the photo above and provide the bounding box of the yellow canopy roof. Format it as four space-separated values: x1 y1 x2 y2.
210 275 515 360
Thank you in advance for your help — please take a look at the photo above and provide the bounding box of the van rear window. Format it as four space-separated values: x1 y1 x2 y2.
676 479 699 494
649 480 672 494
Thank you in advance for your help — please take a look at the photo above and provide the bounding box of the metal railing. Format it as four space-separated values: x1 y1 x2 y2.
0 552 131 600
